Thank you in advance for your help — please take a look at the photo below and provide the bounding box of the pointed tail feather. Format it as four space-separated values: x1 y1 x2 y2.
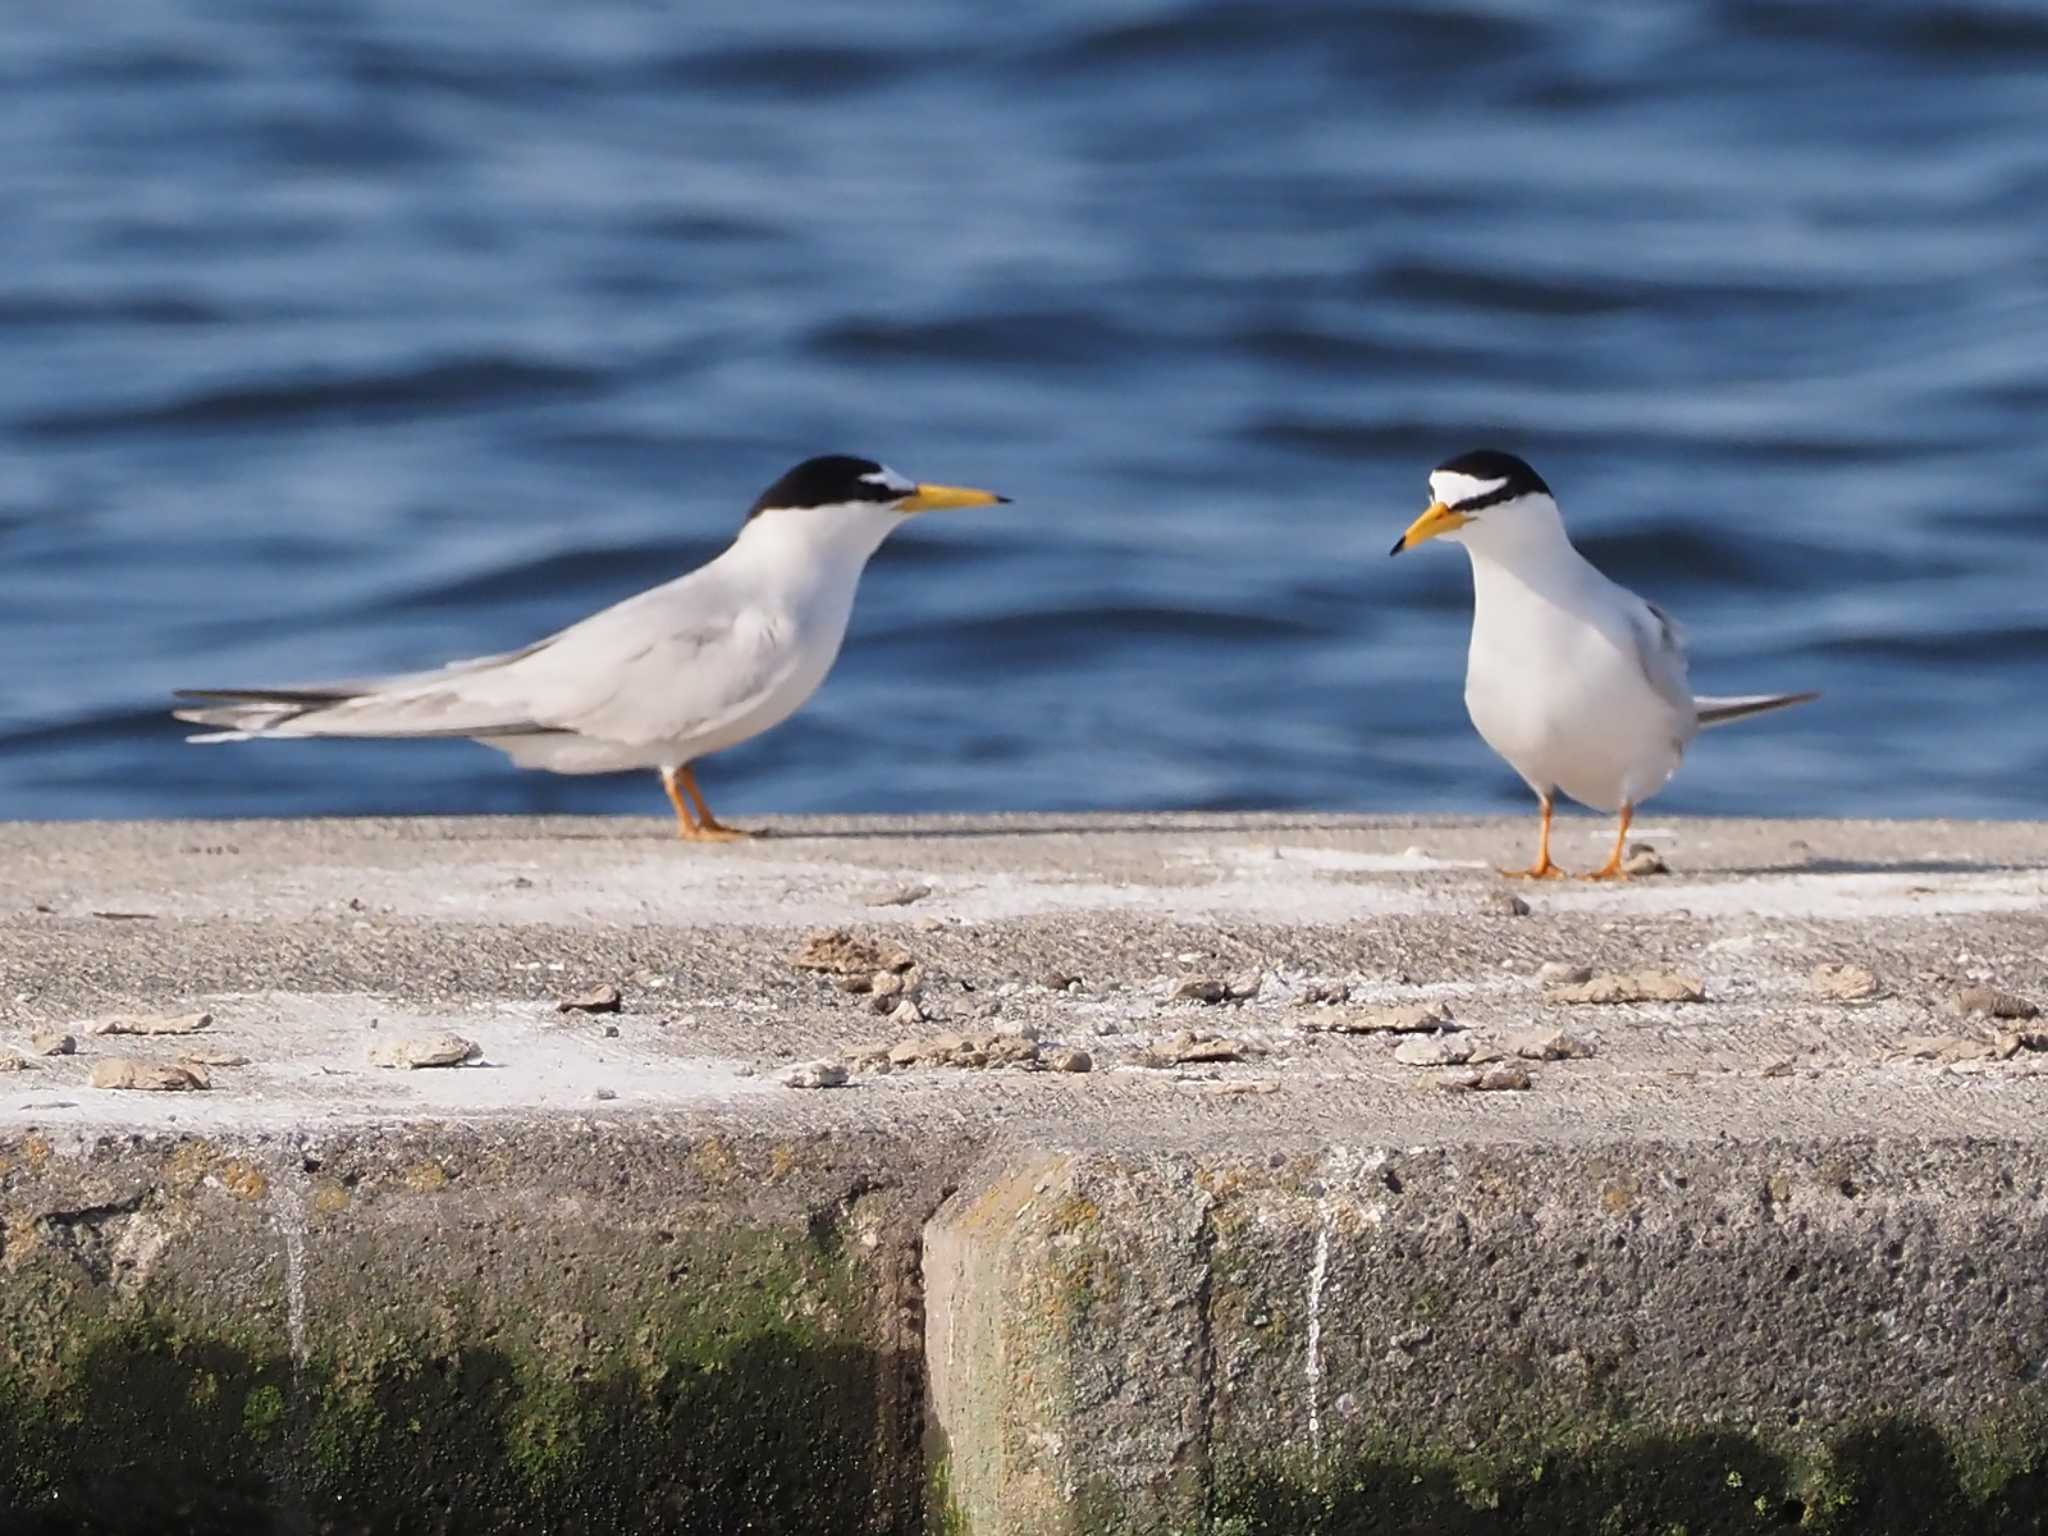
1694 690 1819 729
172 686 547 742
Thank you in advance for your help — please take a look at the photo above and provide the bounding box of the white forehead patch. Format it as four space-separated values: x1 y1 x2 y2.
861 465 916 496
1429 470 1509 508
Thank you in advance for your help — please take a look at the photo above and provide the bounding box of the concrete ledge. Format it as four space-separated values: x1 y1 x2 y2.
926 1141 2048 1534
2 814 2047 1532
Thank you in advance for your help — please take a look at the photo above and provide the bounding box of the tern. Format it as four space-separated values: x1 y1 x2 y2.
175 454 1005 838
1390 449 1815 880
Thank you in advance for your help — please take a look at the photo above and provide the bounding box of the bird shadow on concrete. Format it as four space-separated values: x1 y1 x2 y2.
1714 857 2048 878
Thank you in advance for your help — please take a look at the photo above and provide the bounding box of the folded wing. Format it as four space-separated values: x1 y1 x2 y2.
175 569 792 755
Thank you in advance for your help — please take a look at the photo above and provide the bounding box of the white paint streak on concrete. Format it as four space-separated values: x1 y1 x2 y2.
272 1165 309 1371
1305 1209 1331 1453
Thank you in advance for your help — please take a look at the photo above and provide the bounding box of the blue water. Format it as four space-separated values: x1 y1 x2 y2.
4 1 2046 823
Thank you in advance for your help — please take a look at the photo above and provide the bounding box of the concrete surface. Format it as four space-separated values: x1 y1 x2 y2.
1 813 2046 1532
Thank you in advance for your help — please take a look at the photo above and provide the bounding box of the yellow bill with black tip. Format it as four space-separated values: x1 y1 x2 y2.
898 483 1008 512
1389 501 1469 556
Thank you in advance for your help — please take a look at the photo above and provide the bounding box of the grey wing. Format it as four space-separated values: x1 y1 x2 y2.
177 569 789 745
1624 598 1697 723
492 579 794 746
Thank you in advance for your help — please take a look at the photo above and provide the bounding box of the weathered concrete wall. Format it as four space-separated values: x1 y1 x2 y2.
926 1142 2048 1535
0 1124 952 1535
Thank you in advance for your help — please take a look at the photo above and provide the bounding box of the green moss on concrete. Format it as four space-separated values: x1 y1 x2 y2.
926 1455 970 1536
0 1219 906 1535
240 1384 286 1442
1207 1414 2048 1535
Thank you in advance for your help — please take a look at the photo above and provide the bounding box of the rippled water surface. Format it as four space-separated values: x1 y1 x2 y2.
4 1 2046 822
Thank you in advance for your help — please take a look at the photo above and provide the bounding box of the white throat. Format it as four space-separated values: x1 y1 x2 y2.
724 502 904 594
1449 492 1576 566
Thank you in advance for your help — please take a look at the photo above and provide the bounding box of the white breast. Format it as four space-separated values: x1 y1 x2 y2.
1464 556 1690 812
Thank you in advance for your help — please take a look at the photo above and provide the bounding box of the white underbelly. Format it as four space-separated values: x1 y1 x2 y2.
1465 617 1686 813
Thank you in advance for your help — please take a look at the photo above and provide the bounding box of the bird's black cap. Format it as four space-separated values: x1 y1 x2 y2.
1432 448 1550 506
748 455 908 519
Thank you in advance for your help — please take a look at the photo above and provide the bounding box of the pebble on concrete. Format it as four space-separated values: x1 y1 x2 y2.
783 1061 851 1089
1621 843 1670 877
1319 1002 1452 1035
83 1010 213 1036
91 1058 210 1091
1148 1030 1252 1066
28 1032 75 1056
369 1035 482 1070
866 882 933 908
557 985 623 1014
793 930 915 977
1953 985 2040 1021
1394 1035 1475 1067
877 1031 1047 1071
181 1047 250 1067
1548 970 1705 1005
1896 1034 2000 1064
1505 1028 1597 1062
1809 964 1886 1002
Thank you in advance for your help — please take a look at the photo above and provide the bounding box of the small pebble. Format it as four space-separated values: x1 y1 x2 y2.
369 1035 482 1070
1485 891 1532 917
1320 1003 1451 1036
1536 962 1593 986
1505 1028 1597 1062
1394 1035 1474 1067
28 1032 75 1057
1224 972 1263 1000
782 1061 851 1089
1809 963 1884 1002
1156 1031 1250 1065
593 1087 619 1101
1048 1048 1093 1074
792 930 915 976
1896 1034 1998 1063
1954 985 2039 1021
557 985 622 1015
180 1047 250 1067
1476 1065 1533 1092
602 1024 620 1038
1171 977 1228 1005
867 883 933 908
1620 843 1669 877
83 1010 212 1037
1548 970 1704 1005
91 1058 209 1091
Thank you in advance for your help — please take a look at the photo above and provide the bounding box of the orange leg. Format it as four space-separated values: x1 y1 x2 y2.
659 766 699 839
1580 803 1635 881
1501 794 1567 879
677 765 752 842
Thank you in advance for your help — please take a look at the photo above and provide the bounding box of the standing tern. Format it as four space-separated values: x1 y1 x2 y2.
174 454 1006 839
1390 449 1815 880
